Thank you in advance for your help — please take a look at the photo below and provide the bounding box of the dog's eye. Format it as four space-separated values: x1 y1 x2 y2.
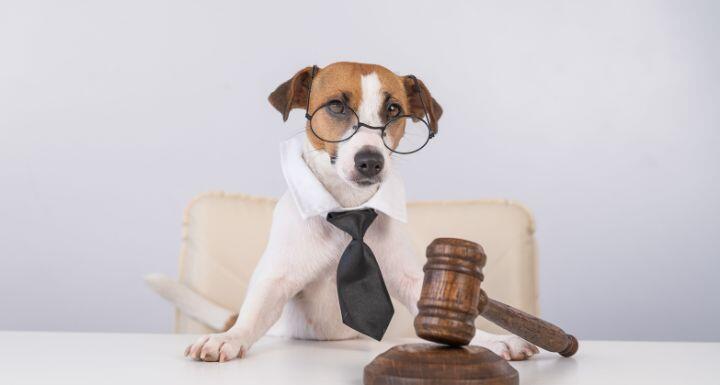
327 100 346 115
387 103 402 118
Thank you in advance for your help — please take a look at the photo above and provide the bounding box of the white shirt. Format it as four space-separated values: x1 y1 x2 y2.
279 135 408 223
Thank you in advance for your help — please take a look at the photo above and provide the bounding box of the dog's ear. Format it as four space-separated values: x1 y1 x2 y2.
268 66 316 121
403 75 443 134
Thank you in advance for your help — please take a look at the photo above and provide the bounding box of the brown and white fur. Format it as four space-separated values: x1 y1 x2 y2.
185 62 538 362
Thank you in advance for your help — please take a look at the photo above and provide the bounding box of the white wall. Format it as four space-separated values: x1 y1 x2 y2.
1 0 718 341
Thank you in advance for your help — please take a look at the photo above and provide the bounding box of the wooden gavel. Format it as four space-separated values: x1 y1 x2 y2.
414 238 578 357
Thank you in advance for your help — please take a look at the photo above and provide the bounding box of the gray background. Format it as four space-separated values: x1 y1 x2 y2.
1 0 718 341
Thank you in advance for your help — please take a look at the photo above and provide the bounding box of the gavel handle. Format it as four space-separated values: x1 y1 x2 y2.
480 298 579 357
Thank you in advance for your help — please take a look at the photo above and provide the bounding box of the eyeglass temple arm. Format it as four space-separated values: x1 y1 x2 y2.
304 65 319 120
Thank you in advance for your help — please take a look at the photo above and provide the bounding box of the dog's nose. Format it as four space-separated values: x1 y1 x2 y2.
354 150 384 178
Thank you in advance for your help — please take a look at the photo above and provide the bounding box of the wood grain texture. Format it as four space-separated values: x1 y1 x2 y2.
414 238 578 357
414 238 486 346
364 343 518 385
481 298 578 357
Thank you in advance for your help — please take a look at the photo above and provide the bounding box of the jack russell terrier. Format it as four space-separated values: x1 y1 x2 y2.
185 62 539 362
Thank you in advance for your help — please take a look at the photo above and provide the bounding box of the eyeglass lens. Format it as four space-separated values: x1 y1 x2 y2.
309 103 430 153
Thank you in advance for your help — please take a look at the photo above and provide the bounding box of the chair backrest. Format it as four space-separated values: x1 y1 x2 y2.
175 192 539 336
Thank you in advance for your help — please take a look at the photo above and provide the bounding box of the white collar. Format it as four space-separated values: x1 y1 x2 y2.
280 135 407 223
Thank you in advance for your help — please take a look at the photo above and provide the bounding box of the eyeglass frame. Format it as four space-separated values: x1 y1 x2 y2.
303 65 435 155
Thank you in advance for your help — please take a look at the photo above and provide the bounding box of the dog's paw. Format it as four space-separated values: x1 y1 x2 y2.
184 332 249 362
473 334 539 361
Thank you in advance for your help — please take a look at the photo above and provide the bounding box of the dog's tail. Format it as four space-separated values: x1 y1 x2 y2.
144 273 238 331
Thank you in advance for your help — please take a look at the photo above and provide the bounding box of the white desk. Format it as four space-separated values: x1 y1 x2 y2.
1 331 718 384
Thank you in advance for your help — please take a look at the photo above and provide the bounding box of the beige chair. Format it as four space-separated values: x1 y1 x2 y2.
158 191 539 337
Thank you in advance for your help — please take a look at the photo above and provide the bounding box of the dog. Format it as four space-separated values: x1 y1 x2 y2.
185 62 539 362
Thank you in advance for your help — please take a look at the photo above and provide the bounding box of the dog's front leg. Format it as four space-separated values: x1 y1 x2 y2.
470 329 539 361
185 269 301 362
185 200 333 362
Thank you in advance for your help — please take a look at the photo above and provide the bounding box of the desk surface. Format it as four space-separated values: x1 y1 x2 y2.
1 331 718 385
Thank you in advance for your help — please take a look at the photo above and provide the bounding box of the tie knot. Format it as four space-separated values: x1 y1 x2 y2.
326 209 378 240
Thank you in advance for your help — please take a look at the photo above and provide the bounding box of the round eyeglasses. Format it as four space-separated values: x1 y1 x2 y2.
303 66 434 155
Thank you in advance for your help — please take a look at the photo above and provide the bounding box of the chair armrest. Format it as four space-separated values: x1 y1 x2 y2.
144 274 238 331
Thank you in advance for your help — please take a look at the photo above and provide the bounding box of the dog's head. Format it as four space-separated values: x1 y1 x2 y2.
269 62 442 188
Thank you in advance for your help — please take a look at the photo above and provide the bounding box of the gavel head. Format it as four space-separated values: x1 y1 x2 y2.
414 238 488 346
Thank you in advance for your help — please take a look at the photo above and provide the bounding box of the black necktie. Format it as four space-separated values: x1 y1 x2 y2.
326 208 394 341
